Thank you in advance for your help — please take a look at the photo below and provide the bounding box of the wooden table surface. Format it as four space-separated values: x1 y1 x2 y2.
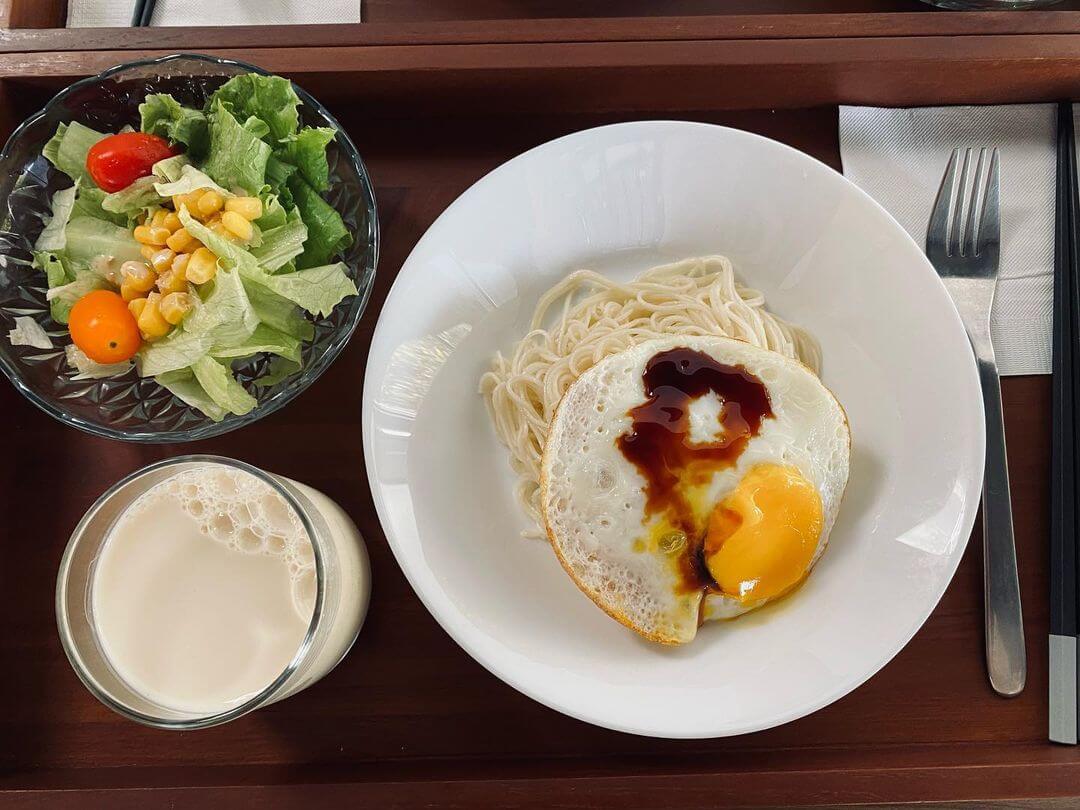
0 103 1072 808
2 3 1080 807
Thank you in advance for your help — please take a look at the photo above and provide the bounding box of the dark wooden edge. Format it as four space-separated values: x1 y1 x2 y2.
2 34 1080 114
5 11 1080 53
6 0 65 30
4 750 1080 808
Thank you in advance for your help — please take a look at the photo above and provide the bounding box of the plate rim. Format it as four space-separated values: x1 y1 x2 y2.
362 119 985 738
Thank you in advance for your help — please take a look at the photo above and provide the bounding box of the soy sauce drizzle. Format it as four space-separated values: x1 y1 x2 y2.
616 347 772 592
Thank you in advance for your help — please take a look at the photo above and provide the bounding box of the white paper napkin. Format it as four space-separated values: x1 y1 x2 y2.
67 0 361 27
840 104 1057 376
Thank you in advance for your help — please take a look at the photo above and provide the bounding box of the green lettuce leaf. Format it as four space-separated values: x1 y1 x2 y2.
183 265 260 351
65 344 133 380
102 175 163 215
240 262 356 318
151 154 191 183
34 251 76 323
264 155 297 206
35 182 80 251
191 355 257 416
71 185 128 226
255 193 287 230
155 368 226 421
250 210 307 272
241 278 314 341
211 73 301 143
137 328 213 377
178 205 259 274
45 268 108 324
139 93 209 157
242 115 271 140
210 322 302 363
279 126 335 192
42 121 105 184
63 216 144 266
254 356 301 387
202 100 271 196
154 163 231 199
288 175 351 268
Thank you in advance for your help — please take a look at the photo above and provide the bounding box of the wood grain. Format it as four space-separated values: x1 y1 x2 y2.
11 11 1080 53
0 95 1074 806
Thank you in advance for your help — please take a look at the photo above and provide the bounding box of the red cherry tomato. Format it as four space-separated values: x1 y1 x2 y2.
86 132 178 193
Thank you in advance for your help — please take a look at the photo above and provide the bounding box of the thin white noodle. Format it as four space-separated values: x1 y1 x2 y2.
479 256 821 538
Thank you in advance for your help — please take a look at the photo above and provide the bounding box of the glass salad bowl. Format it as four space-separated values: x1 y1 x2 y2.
0 53 378 442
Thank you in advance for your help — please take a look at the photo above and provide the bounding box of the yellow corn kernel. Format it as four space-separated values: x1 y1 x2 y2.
165 227 196 253
186 247 218 284
197 190 224 218
221 210 253 242
162 211 182 232
150 248 176 273
150 209 168 229
156 266 187 296
133 225 158 245
224 196 262 221
140 244 157 261
128 297 148 318
120 260 156 292
160 292 193 325
173 192 201 213
121 282 142 302
137 293 171 340
210 221 236 242
171 252 191 276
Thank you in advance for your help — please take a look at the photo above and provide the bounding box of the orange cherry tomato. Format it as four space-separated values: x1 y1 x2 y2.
68 290 141 364
86 132 178 193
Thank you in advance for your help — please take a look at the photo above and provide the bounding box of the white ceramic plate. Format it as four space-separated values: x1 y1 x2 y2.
362 121 984 738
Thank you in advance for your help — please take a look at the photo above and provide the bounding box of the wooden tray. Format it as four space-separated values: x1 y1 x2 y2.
1 6 1078 808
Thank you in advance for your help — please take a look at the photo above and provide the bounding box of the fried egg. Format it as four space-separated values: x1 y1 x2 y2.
540 335 850 644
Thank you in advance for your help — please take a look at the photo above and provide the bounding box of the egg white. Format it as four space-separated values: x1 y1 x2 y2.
540 335 850 645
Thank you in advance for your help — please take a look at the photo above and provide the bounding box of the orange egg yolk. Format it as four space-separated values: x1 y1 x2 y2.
703 463 823 604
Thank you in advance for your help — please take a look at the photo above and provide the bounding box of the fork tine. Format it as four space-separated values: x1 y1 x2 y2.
964 147 988 258
955 148 973 257
979 147 1001 256
928 148 960 257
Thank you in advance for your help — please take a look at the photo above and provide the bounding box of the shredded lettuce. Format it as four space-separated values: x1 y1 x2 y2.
210 322 302 364
155 368 227 421
102 175 163 215
140 93 209 157
240 262 356 318
253 356 301 387
255 194 288 230
211 73 301 143
45 269 108 324
63 216 144 266
8 316 52 349
151 154 191 183
35 183 80 252
191 355 257 415
137 327 213 377
65 344 133 379
279 127 335 192
242 279 314 341
202 100 270 196
250 210 307 272
154 163 231 199
288 175 351 268
264 155 297 206
43 121 105 184
182 265 260 351
71 185 128 226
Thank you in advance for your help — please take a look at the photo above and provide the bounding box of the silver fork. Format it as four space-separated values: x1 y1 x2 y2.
927 147 1026 697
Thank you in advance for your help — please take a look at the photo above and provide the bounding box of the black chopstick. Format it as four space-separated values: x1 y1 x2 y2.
130 0 147 26
1050 101 1079 744
139 0 157 26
